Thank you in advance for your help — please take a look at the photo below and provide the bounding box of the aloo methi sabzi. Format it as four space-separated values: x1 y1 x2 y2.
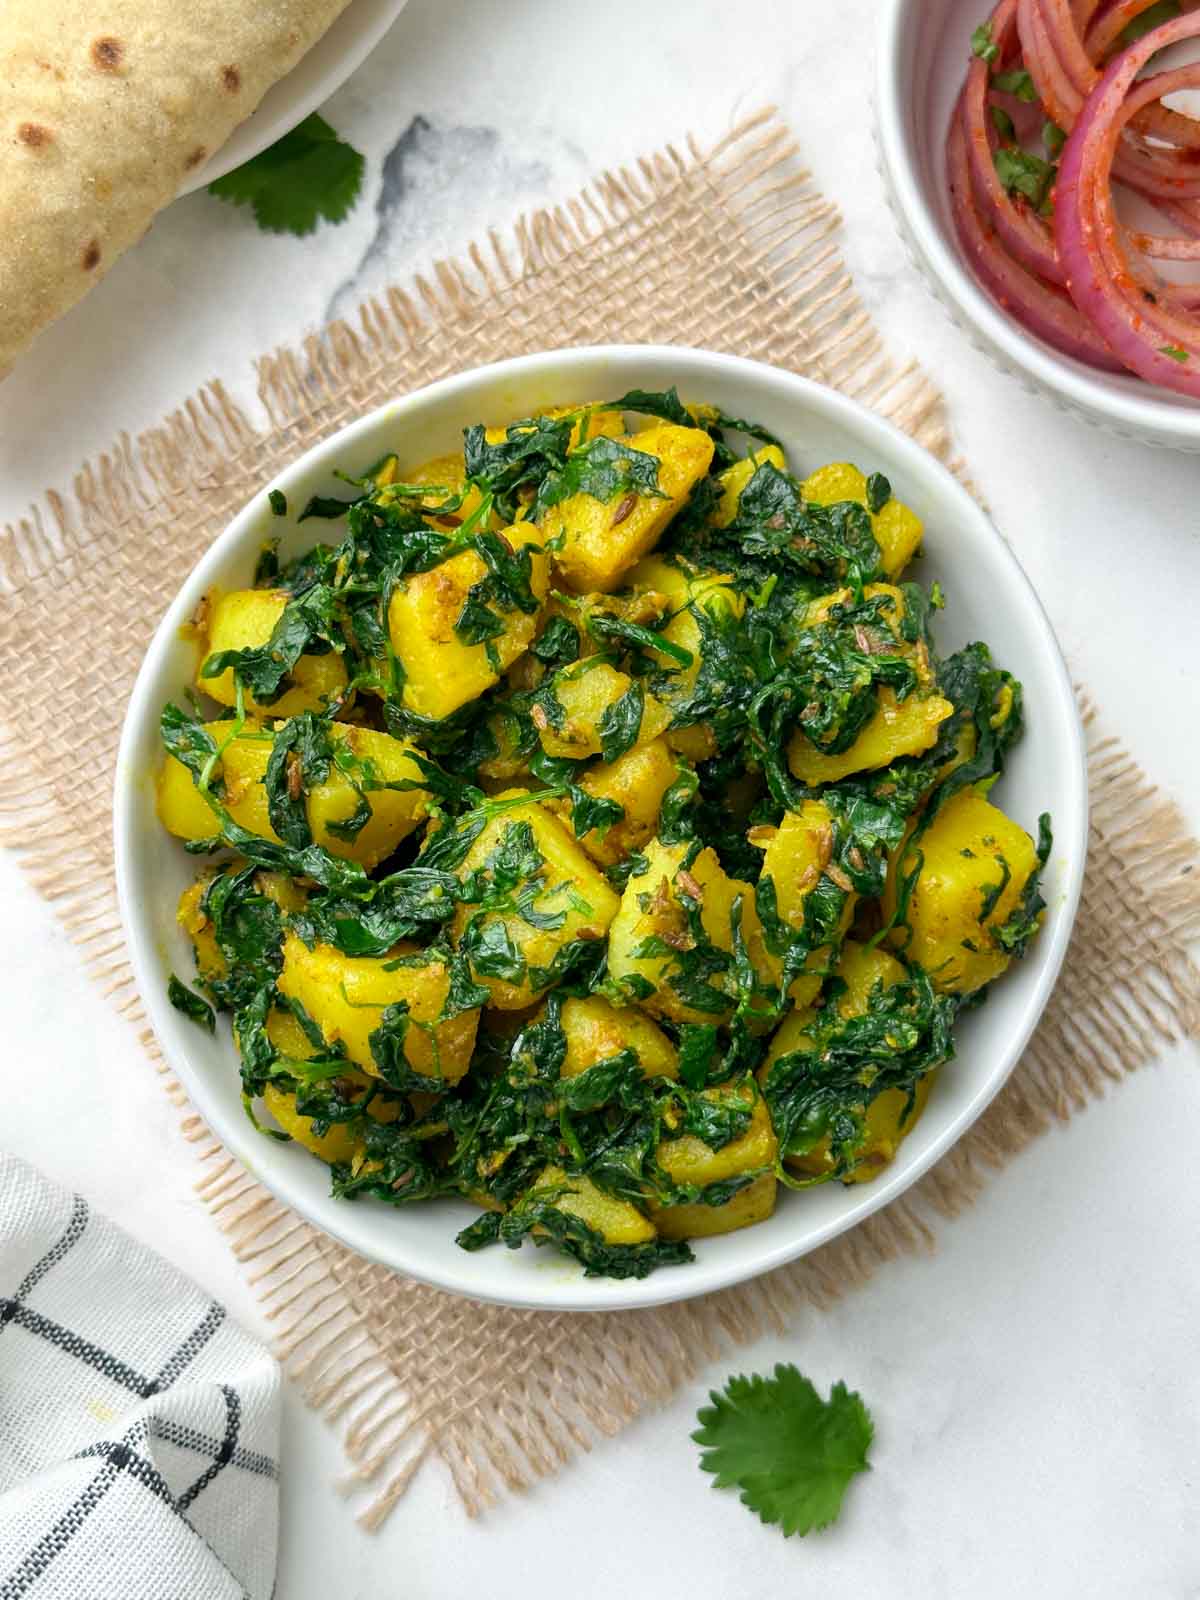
156 388 1050 1280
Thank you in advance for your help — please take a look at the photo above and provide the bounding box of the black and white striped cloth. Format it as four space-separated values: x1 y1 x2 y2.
0 1154 280 1599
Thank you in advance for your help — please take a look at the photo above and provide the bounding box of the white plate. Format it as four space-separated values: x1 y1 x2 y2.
179 0 409 196
876 0 1200 451
114 345 1088 1312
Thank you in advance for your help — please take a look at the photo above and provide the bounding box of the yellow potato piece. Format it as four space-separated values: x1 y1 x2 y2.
543 422 715 592
255 871 308 916
484 405 624 448
277 932 479 1083
571 736 678 867
449 794 620 1010
396 452 489 528
264 1006 322 1060
788 687 954 787
538 660 633 761
711 445 787 528
177 880 225 981
885 788 1040 994
652 1171 777 1239
762 940 933 1184
305 724 430 870
260 1068 403 1169
658 1079 778 1189
387 523 549 721
606 839 775 1025
752 800 857 933
558 994 678 1080
801 461 924 579
626 555 744 761
749 800 857 1007
262 1084 360 1167
199 590 348 717
157 720 430 871
157 719 275 842
533 1165 656 1246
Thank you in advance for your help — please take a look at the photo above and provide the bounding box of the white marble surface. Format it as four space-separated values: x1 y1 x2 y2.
2 1 1199 1595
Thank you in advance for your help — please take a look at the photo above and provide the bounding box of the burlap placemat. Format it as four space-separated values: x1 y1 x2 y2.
1 110 1197 1525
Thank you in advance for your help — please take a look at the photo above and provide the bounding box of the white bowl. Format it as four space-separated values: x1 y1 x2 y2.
178 0 409 196
114 345 1087 1312
877 0 1200 451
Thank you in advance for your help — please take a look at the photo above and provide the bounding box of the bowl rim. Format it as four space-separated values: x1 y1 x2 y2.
114 343 1089 1312
875 0 1200 444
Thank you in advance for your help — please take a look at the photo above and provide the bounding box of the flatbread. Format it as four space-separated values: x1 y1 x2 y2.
0 0 354 375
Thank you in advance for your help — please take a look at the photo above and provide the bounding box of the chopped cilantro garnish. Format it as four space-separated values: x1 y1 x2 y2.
971 20 1000 62
994 146 1057 212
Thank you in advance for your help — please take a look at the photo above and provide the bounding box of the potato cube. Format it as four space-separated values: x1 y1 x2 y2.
543 422 715 592
762 940 932 1184
306 724 429 869
570 736 678 866
264 1006 322 1060
537 659 635 760
200 590 348 717
262 1084 360 1167
658 1079 778 1187
485 405 624 448
651 1172 777 1239
711 445 787 528
801 461 924 579
606 840 774 1024
885 788 1041 994
387 523 549 721
157 720 276 843
177 879 226 982
531 1166 656 1246
277 932 479 1083
752 800 855 932
626 556 744 760
788 687 953 787
396 451 489 529
749 800 858 1008
260 1055 403 1168
449 794 620 1010
157 720 430 871
558 994 678 1080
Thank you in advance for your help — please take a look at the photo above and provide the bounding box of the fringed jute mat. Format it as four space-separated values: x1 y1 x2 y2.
0 109 1196 1524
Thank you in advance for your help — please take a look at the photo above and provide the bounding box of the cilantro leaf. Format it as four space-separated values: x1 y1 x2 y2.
993 146 1056 212
971 20 1000 62
693 1364 873 1537
993 67 1037 102
208 113 365 237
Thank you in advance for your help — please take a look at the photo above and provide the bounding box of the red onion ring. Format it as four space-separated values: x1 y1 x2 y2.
1056 17 1200 392
1087 0 1200 58
1086 64 1200 327
947 3 1200 394
1023 0 1200 192
963 46 1066 282
948 102 1125 369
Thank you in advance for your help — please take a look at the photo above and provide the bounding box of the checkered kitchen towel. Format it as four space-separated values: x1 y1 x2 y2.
0 1154 280 1598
